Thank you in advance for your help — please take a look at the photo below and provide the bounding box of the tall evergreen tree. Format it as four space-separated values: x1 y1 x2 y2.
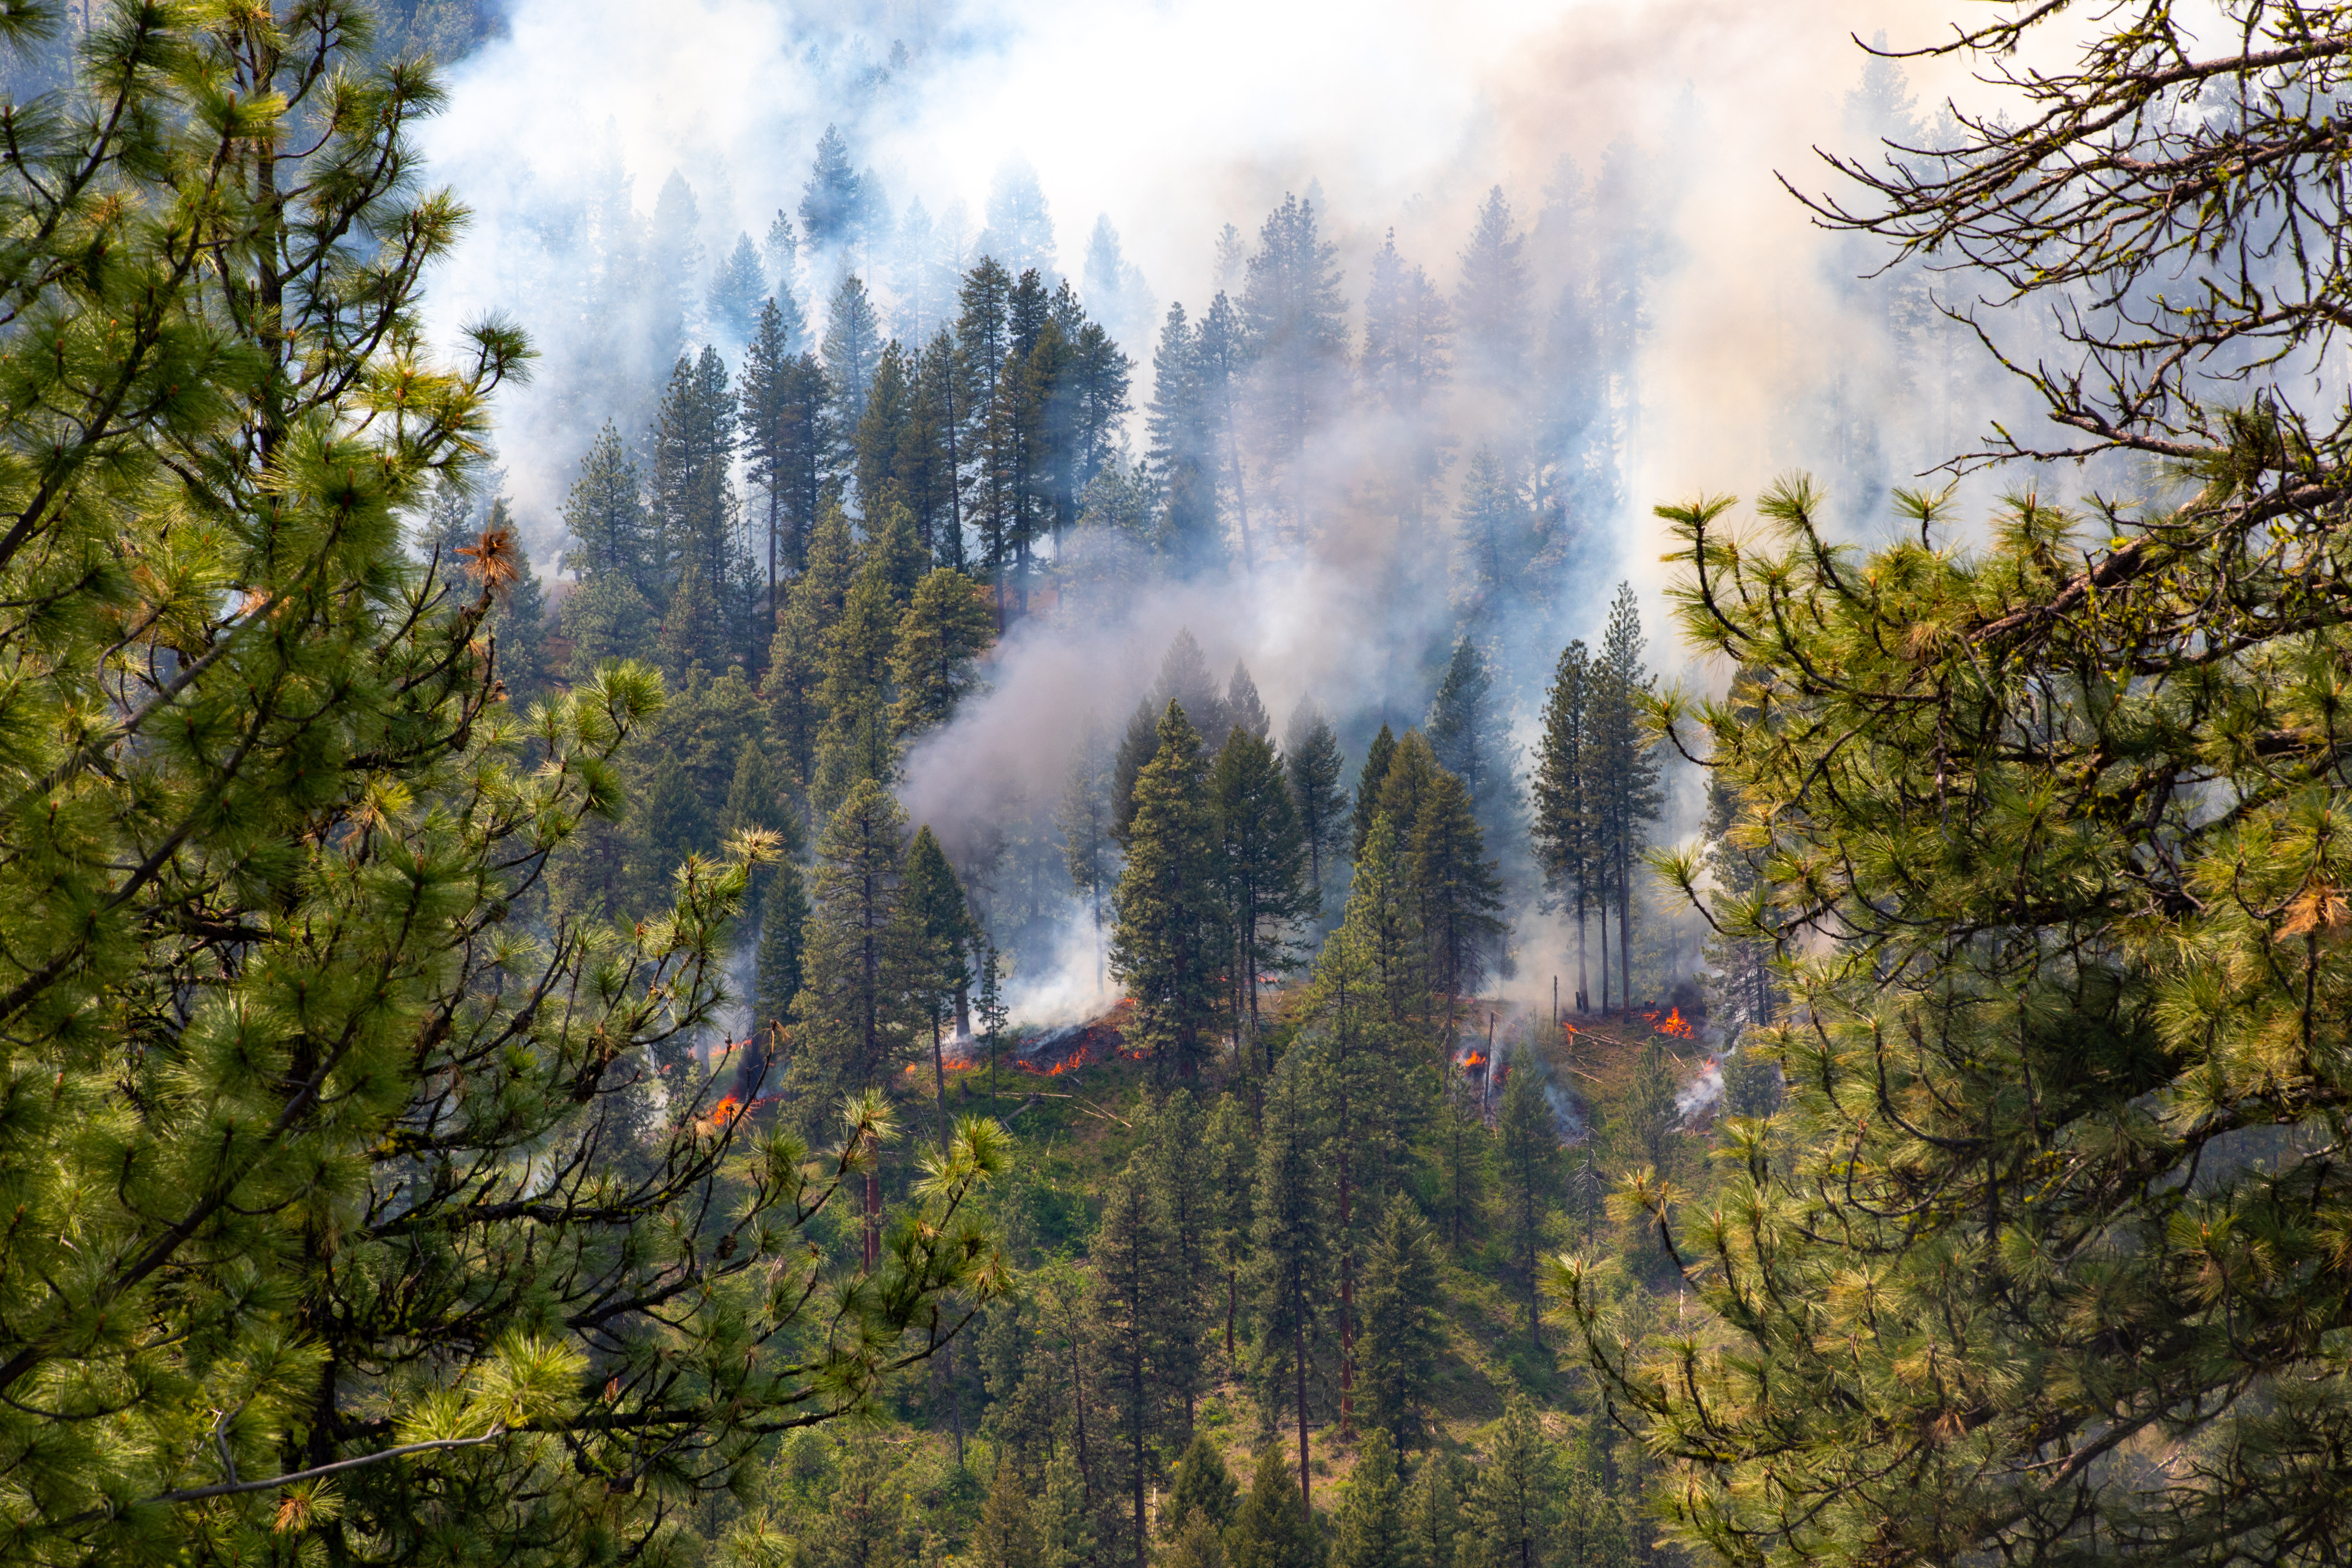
1095 1159 1180 1568
901 826 979 1147
1426 637 1505 813
1404 1457 1462 1568
1284 701 1350 904
1110 705 1225 1079
1334 1428 1410 1568
1352 723 1399 859
709 230 766 343
1216 726 1310 1041
1197 290 1256 569
1532 640 1597 1012
1493 1057 1561 1342
801 124 863 250
1242 193 1349 549
811 559 901 817
1248 1048 1334 1517
825 274 886 438
1205 1094 1257 1363
0 19 1006 1562
1360 230 1452 529
902 330 966 565
1227 1446 1320 1568
787 779 917 1113
560 420 654 592
1146 1091 1214 1432
1111 696 1162 847
888 567 994 741
1148 301 1219 568
1059 721 1117 993
1412 770 1507 1021
1461 1398 1557 1568
1453 187 1532 419
1357 1195 1443 1449
855 337 915 519
1591 582 1661 1011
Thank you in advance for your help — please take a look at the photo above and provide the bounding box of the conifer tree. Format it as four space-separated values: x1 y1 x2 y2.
902 826 978 1146
0 16 1007 1562
1590 583 1661 1010
1451 451 1530 630
1096 1158 1180 1568
888 567 995 741
1226 1444 1320 1568
1154 628 1231 750
1248 1048 1334 1514
1146 1091 1213 1431
902 330 966 565
855 337 915 518
709 230 767 343
1110 705 1225 1078
1436 1072 1489 1253
799 1433 913 1568
1112 696 1162 846
756 860 811 1035
1227 661 1272 742
1411 770 1506 1018
648 344 743 613
801 125 863 250
1360 230 1452 530
788 779 917 1111
1357 1195 1443 1449
1403 1457 1462 1568
560 420 655 591
1426 637 1505 815
743 294 830 606
1532 640 1596 1012
1493 1058 1560 1342
1205 1094 1257 1362
1040 1445 1100 1568
1215 726 1310 1040
1284 701 1350 904
1334 1428 1410 1568
765 501 856 791
1059 721 1117 994
1163 1432 1239 1539
1241 193 1348 547
1452 187 1531 418
976 1453 1046 1568
1461 1399 1557 1568
811 559 901 818
562 571 659 676
1196 290 1256 570
1352 724 1399 859
825 274 886 436
1149 301 1219 568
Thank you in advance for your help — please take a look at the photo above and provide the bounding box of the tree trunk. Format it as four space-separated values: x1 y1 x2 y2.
1619 847 1634 1010
1293 1299 1311 1522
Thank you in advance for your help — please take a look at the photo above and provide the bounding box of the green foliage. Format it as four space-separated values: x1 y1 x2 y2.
1283 700 1350 905
1459 1399 1556 1568
1226 1444 1321 1568
1357 1197 1443 1447
1111 704 1225 1078
1333 1428 1410 1568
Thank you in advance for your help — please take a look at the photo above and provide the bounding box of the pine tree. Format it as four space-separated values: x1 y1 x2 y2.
1590 582 1661 1011
1333 1428 1409 1568
1283 701 1349 905
1493 1058 1560 1342
744 294 829 607
1163 1432 1239 1539
1154 628 1231 750
800 1433 913 1568
1096 1158 1179 1568
1215 726 1309 1041
1059 722 1117 994
888 567 994 741
647 344 743 614
788 779 917 1112
1146 1090 1213 1431
1426 637 1504 814
1241 193 1348 547
0 18 1007 1562
801 124 863 250
709 230 767 343
562 570 659 676
1412 770 1506 1020
975 1453 1045 1568
901 825 979 1147
1205 1094 1257 1364
756 860 811 1036
1110 705 1225 1078
560 420 654 592
1352 724 1399 859
1402 1457 1461 1568
1356 1195 1442 1449
1226 1444 1320 1568
1210 668 1261 750
1375 731 1442 858
811 559 901 818
1436 1071 1489 1253
1532 640 1596 1013
1248 1048 1334 1516
1148 301 1219 569
902 330 966 565
765 500 857 793
825 273 886 437
1359 230 1452 530
1453 187 1531 416
1451 449 1530 632
1196 291 1256 570
1039 1444 1099 1568
1460 1399 1556 1568
1112 696 1162 847
855 336 915 519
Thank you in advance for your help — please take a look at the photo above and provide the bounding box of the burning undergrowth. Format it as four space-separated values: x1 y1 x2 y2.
938 998 1144 1078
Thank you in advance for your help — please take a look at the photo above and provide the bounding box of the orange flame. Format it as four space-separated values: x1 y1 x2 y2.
1461 1050 1488 1069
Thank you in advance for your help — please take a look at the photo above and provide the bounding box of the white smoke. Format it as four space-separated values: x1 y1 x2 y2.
1676 1056 1724 1125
